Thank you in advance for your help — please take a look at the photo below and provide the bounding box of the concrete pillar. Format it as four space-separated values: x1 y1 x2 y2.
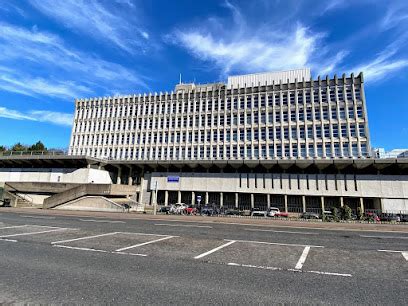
379 198 384 211
359 197 364 213
340 196 344 207
250 193 254 209
139 177 144 205
127 166 133 186
87 163 91 169
220 192 223 208
205 192 209 205
235 192 239 208
192 191 195 206
284 194 288 213
164 190 169 206
267 194 270 209
302 195 306 213
177 190 181 203
116 167 122 185
321 196 325 212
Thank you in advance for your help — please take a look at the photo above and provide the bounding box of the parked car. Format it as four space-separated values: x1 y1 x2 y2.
200 206 216 216
223 209 241 216
364 212 380 222
379 213 400 222
397 214 408 222
300 212 320 219
251 208 267 217
267 207 288 218
169 203 188 215
157 206 171 214
320 210 334 221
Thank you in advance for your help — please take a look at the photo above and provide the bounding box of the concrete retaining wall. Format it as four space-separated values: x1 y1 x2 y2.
54 196 125 212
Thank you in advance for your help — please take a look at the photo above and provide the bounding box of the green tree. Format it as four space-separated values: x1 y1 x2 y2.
29 141 47 152
11 142 27 152
343 205 352 221
0 145 7 152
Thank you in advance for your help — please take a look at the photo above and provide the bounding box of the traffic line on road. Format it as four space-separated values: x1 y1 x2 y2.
0 238 18 242
227 262 352 277
227 239 324 248
20 215 56 220
155 223 213 228
360 235 408 240
0 225 29 230
194 240 237 259
295 246 311 270
402 252 408 261
113 251 148 257
378 249 408 261
115 236 175 252
51 232 118 244
79 219 126 224
245 229 317 235
54 245 109 253
0 227 76 238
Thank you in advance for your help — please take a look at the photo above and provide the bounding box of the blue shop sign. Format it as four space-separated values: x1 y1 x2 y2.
167 176 180 183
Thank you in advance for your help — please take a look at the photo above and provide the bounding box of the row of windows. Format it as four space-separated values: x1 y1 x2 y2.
76 86 362 119
74 106 365 133
72 123 367 147
72 142 369 160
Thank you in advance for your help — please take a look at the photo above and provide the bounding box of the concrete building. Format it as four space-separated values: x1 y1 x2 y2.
1 70 407 213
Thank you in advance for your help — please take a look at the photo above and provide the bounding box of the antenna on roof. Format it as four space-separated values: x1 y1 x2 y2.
179 73 182 84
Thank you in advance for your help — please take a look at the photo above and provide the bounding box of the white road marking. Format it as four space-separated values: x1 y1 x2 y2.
295 246 311 270
228 262 352 277
115 236 175 252
378 249 406 253
155 223 213 228
113 251 148 257
0 238 18 242
54 245 109 253
20 215 56 219
51 232 118 244
227 239 324 248
0 225 29 230
0 228 74 238
79 219 126 224
194 240 237 259
118 232 174 237
402 252 408 261
245 229 317 235
360 235 408 240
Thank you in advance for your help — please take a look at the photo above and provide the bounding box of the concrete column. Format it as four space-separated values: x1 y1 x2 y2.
379 198 384 211
87 163 91 169
340 196 344 208
284 194 288 213
164 190 169 206
359 197 364 213
302 195 306 213
139 177 144 205
127 166 133 186
321 196 325 212
267 194 270 209
177 190 181 203
205 192 209 205
250 193 254 209
191 191 195 206
116 167 122 185
220 192 223 208
235 192 239 208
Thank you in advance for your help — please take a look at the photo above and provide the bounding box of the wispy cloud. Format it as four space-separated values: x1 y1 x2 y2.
0 107 73 126
0 23 148 99
29 0 149 53
350 46 408 82
381 2 408 30
168 1 345 77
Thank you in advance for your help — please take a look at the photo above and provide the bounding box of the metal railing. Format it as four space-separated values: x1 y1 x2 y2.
0 150 68 157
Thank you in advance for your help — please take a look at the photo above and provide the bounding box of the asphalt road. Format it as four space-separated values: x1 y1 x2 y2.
0 210 407 304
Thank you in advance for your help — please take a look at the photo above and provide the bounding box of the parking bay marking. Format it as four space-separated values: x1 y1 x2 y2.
227 263 352 277
226 239 324 248
155 223 213 229
194 240 237 259
295 246 311 270
79 219 126 224
51 232 118 245
245 229 317 235
378 249 408 261
360 235 408 240
115 236 176 252
0 227 76 238
20 215 56 220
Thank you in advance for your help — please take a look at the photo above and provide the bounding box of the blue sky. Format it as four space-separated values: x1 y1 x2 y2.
0 0 407 150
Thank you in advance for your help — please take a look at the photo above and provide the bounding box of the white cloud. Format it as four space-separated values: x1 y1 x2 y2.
0 107 73 126
0 23 147 99
29 0 149 53
381 2 408 30
350 48 408 82
168 1 341 77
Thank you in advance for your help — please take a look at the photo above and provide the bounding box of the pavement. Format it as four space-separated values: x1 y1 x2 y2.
0 208 407 304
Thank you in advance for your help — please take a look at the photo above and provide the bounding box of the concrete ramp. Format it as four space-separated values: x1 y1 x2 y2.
54 196 126 212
